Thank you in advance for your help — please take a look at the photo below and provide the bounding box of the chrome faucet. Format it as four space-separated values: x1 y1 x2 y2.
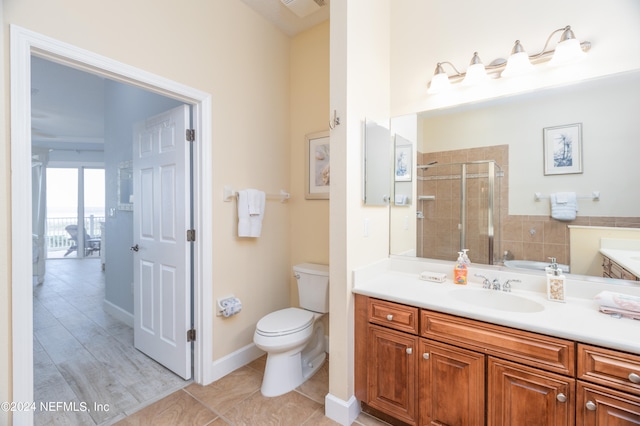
474 274 492 289
491 278 501 291
474 274 520 292
502 279 521 292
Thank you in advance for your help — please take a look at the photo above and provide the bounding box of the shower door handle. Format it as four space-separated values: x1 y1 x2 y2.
130 244 139 252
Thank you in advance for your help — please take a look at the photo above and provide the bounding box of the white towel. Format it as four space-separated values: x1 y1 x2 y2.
237 189 265 237
394 194 407 206
550 192 578 221
594 291 640 313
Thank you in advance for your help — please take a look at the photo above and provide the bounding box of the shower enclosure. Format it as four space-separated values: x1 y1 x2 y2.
417 160 502 265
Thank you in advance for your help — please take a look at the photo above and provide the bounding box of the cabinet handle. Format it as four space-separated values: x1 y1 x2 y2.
556 393 567 403
386 314 393 321
406 348 413 355
629 373 640 384
423 353 430 360
586 401 597 411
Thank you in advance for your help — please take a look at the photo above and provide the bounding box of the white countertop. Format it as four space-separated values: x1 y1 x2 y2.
600 248 640 278
353 257 640 355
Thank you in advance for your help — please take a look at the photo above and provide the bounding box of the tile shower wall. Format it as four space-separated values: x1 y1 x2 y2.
417 145 640 266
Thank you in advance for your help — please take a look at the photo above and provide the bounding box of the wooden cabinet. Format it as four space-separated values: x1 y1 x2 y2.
602 256 640 281
367 324 418 425
488 357 575 426
576 382 640 425
576 344 640 424
419 339 485 426
355 295 639 426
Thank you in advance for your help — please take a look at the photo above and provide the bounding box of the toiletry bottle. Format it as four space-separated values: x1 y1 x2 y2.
545 257 566 302
454 251 468 285
462 249 471 267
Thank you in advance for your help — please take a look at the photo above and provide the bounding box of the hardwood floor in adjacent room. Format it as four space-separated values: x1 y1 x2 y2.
34 258 188 425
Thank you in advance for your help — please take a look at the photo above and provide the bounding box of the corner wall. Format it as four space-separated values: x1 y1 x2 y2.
328 0 391 423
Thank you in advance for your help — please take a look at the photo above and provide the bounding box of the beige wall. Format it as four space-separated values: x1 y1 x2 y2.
2 1 310 422
329 0 391 405
289 21 330 305
390 0 640 115
570 227 640 277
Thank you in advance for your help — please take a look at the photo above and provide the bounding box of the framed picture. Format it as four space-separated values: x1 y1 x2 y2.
394 143 412 182
543 123 583 175
305 130 330 199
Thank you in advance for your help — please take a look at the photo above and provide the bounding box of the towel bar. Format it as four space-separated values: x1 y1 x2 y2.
534 191 600 201
223 185 290 203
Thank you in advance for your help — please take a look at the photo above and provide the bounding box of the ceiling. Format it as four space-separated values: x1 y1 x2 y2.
30 1 329 151
239 0 329 36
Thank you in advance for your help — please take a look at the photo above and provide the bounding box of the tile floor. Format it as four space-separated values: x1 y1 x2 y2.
114 357 389 426
34 258 188 425
33 258 389 425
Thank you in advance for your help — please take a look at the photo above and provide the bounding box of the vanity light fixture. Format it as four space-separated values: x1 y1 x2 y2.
427 25 591 93
462 52 490 86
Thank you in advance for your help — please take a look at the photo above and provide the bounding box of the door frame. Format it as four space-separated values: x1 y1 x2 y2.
10 25 213 424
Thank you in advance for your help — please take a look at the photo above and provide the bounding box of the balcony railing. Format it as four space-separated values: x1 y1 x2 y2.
46 215 104 253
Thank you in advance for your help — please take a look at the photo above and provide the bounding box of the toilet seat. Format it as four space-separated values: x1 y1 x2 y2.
255 308 314 337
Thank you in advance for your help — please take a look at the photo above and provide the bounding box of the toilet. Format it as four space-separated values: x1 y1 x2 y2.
253 263 329 397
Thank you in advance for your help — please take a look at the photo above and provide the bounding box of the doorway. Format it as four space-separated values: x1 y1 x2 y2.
11 25 214 425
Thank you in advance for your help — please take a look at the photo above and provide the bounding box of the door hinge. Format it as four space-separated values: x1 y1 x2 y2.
186 129 195 142
187 329 196 342
187 229 196 242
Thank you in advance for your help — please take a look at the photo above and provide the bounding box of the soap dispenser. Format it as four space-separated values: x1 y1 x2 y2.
545 257 566 302
454 251 468 285
462 249 471 266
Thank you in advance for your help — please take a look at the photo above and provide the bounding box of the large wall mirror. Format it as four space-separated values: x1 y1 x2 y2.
390 70 640 282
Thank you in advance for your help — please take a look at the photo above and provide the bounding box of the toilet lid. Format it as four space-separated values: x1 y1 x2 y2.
256 308 314 336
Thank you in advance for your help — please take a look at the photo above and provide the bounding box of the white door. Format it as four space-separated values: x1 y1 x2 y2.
132 105 192 379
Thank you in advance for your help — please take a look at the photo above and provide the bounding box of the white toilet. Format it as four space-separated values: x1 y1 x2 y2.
253 263 329 397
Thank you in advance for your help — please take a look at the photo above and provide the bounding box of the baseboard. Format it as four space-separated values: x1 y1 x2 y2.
207 342 265 384
325 393 360 426
103 299 134 327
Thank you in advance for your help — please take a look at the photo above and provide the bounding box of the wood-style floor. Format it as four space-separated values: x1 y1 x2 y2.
34 258 188 425
34 258 389 425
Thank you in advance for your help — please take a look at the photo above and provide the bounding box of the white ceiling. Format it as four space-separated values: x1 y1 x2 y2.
239 0 329 36
30 1 329 151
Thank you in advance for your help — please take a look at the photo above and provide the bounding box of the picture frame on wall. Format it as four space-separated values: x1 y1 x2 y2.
305 130 330 200
394 143 412 182
543 123 583 175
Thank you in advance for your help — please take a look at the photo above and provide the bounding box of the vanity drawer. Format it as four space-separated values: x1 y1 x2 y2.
421 310 575 375
368 298 419 335
578 343 640 396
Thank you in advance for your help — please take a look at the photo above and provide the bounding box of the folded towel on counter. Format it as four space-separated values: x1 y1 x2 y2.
550 192 578 221
599 306 640 320
594 291 640 314
237 189 266 237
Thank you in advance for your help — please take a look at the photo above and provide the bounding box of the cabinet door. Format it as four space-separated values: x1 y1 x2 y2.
419 339 485 426
577 381 640 425
368 324 418 425
488 357 575 426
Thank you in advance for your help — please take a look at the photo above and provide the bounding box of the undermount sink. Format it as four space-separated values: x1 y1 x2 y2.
450 288 545 313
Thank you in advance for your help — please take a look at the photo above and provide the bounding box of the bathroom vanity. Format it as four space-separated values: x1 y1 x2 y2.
353 258 640 426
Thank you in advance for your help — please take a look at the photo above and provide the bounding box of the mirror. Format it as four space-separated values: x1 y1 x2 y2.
363 120 392 206
393 135 413 207
390 70 640 281
117 160 133 211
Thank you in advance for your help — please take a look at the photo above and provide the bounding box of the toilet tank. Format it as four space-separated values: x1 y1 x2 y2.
293 263 329 313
